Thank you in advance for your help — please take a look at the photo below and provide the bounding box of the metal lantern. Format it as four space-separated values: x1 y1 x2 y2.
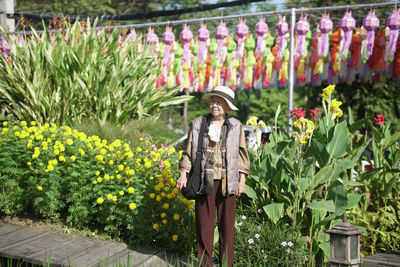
326 215 362 267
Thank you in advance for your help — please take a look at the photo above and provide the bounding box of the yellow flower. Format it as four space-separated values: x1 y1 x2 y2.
162 219 167 224
128 187 134 194
246 116 258 128
161 192 166 197
129 203 136 210
70 156 76 162
119 191 124 196
322 84 335 100
164 160 171 168
330 99 343 119
118 164 124 171
136 147 142 152
163 203 169 209
97 177 103 183
2 121 8 127
100 149 107 155
139 137 144 141
37 185 43 191
93 180 97 185
173 214 180 220
144 161 152 169
156 195 161 202
109 160 114 165
104 174 110 181
168 147 176 154
66 139 73 145
27 162 32 166
97 197 104 204
47 165 54 171
116 174 121 179
96 155 104 162
95 171 100 176
149 193 155 199
112 196 118 202
107 194 112 200
258 120 267 129
172 235 178 241
20 121 27 127
161 212 167 218
153 223 159 230
79 149 85 156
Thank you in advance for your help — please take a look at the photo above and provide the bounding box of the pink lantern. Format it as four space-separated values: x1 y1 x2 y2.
215 20 228 58
145 27 158 45
295 14 310 57
180 24 193 63
386 9 400 55
126 28 137 43
340 11 356 58
235 18 249 58
318 13 333 57
255 17 269 55
197 23 210 64
276 16 289 59
363 10 380 57
162 26 175 65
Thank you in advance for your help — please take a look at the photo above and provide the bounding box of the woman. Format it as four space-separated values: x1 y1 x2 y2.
177 86 250 267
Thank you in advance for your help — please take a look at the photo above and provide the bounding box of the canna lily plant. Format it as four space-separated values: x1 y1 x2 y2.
0 19 192 126
243 85 370 265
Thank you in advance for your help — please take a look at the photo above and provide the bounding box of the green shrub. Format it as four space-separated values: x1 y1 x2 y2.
0 120 195 252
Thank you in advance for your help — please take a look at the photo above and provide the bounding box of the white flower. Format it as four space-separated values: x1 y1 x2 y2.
255 234 260 239
249 245 253 249
248 239 254 244
257 208 263 213
241 215 247 220
287 241 293 247
264 255 268 259
281 241 287 247
238 222 243 227
286 248 291 254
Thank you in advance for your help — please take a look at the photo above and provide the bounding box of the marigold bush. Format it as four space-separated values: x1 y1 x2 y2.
0 120 195 252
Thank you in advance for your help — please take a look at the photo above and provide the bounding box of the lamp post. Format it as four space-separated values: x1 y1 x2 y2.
326 214 362 267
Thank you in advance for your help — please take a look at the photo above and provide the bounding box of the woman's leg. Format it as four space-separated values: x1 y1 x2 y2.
195 180 220 267
216 185 237 267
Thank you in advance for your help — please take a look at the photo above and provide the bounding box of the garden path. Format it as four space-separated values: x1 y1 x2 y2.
0 222 189 266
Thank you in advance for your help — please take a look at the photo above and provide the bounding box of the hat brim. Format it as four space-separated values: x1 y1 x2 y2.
202 92 239 111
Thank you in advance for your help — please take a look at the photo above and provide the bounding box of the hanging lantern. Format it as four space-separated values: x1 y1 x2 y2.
180 24 193 64
340 11 356 59
162 26 175 65
255 17 269 55
275 16 289 59
295 14 310 58
145 27 158 45
235 18 249 60
197 23 210 92
126 28 137 43
386 9 400 57
363 10 380 57
319 13 333 57
215 20 228 58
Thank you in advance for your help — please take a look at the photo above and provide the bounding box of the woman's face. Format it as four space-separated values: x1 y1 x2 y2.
209 96 229 119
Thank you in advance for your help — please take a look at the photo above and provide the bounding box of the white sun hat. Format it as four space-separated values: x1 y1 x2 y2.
202 86 239 111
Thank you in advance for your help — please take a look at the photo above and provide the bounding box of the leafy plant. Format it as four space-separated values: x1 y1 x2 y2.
0 20 192 126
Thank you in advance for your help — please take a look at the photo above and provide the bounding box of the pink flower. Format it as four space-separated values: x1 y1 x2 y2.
286 248 291 254
309 108 319 119
257 208 263 213
248 239 254 244
159 160 165 168
255 234 260 239
288 107 306 120
373 114 385 125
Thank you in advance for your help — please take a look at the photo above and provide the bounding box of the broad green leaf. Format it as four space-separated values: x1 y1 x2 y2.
327 121 349 158
310 165 334 190
307 200 335 212
243 184 257 200
346 193 362 209
263 203 284 224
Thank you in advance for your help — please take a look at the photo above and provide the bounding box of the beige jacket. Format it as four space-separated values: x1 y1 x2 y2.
179 115 250 196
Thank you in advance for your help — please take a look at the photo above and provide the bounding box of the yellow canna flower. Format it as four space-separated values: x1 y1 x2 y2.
322 84 335 100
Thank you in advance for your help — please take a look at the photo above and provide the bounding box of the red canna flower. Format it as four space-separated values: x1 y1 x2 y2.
373 114 385 125
309 108 319 119
288 107 306 120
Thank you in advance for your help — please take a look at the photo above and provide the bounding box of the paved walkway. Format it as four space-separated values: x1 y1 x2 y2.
0 222 192 267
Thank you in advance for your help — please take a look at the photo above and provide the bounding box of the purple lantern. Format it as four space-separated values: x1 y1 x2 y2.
276 16 289 59
215 20 228 58
126 28 137 43
197 23 210 64
162 26 175 65
180 24 193 64
363 10 380 57
235 18 249 58
295 14 310 57
386 9 400 56
255 17 269 55
318 13 333 57
145 27 158 45
340 11 356 58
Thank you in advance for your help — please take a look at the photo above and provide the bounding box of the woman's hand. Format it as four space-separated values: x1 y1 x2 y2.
176 171 187 190
236 174 246 197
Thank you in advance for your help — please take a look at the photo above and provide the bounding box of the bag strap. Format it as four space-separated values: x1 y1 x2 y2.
192 115 206 176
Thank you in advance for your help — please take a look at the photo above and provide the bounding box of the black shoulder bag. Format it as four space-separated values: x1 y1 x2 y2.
181 116 207 200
